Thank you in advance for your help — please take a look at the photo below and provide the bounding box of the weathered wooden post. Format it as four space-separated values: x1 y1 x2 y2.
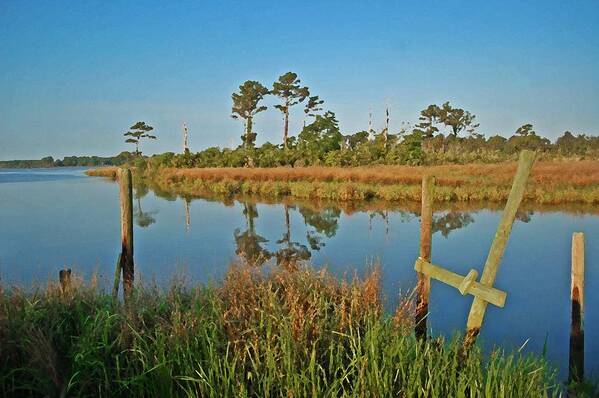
412 151 536 354
415 175 434 339
463 150 536 350
569 232 585 384
59 268 71 293
114 168 134 301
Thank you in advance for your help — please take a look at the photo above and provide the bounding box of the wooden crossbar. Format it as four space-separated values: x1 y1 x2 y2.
414 258 506 308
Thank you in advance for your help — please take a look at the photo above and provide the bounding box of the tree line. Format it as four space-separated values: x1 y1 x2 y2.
4 71 596 169
0 153 135 169
159 71 597 168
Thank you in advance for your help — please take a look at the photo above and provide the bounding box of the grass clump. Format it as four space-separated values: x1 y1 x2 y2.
85 167 119 179
0 266 562 397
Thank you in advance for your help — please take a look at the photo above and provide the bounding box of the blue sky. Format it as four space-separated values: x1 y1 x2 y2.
1 1 598 159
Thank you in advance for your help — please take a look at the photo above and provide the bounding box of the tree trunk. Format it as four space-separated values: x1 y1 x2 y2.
284 108 289 150
246 117 253 148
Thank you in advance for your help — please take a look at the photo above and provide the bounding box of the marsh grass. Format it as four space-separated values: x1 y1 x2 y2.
85 167 118 179
86 160 599 204
0 264 565 397
143 161 599 204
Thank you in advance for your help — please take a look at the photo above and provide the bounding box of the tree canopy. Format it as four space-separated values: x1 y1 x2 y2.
271 72 309 149
231 80 270 149
124 121 156 155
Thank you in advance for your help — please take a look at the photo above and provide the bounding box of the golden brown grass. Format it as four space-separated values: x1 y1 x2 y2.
147 160 599 204
159 160 599 188
84 166 118 178
218 264 383 354
85 160 599 204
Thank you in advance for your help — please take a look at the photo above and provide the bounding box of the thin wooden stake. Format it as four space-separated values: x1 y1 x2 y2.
464 150 536 350
118 168 134 301
59 268 71 293
415 175 434 339
569 232 585 384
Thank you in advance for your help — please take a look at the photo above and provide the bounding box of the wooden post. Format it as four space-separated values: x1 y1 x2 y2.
118 168 134 301
112 253 122 300
569 232 585 384
464 150 536 349
415 175 434 339
59 268 71 293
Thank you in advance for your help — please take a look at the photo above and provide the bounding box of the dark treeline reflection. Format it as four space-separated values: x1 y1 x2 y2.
223 201 520 268
131 178 539 266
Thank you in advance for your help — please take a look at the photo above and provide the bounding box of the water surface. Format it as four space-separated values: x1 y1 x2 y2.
1 167 597 378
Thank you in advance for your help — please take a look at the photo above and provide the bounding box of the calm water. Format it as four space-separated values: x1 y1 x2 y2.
1 167 597 378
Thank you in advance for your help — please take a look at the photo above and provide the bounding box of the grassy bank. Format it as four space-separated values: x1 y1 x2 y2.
86 167 119 178
0 265 562 397
87 160 599 204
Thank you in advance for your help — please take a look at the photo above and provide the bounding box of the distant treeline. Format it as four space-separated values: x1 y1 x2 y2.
155 126 599 170
0 152 135 169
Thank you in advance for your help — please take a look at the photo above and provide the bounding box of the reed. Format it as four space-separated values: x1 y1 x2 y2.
0 264 565 397
137 160 599 204
157 160 599 187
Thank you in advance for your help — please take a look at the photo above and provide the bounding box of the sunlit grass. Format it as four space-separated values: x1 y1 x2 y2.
86 160 599 204
142 160 599 204
85 166 118 179
0 264 564 397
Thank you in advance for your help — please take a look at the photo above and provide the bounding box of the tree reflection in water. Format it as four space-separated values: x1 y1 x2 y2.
133 181 158 228
432 211 473 237
275 204 311 270
299 207 340 250
227 197 536 268
234 202 272 266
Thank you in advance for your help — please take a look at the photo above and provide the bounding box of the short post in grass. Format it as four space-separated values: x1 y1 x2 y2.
412 150 536 353
415 175 434 340
569 232 585 384
115 168 134 301
59 268 71 293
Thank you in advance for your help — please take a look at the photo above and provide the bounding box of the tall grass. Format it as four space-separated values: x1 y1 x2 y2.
86 160 599 204
1 265 562 397
85 167 118 179
157 160 599 187
143 162 599 205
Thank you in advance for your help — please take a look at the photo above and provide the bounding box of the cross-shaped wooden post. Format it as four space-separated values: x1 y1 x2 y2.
413 150 536 351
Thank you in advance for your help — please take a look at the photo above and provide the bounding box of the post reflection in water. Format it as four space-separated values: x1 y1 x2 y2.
184 197 191 232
